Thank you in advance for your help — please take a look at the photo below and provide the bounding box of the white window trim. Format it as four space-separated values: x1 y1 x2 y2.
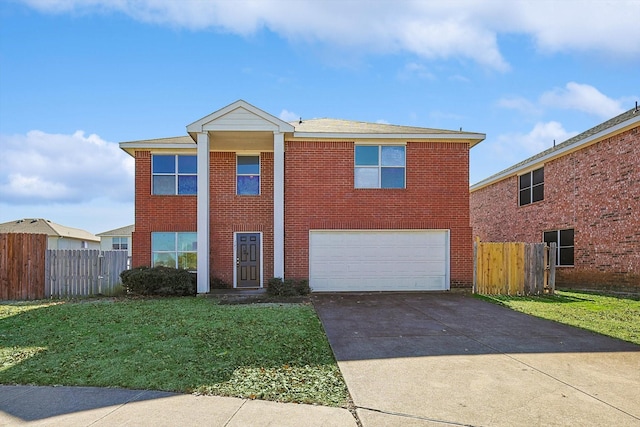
354 145 406 189
151 232 198 271
112 237 128 250
236 154 261 196
232 231 264 288
152 154 197 196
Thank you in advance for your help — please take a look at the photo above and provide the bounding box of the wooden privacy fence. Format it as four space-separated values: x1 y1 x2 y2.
45 250 129 298
0 233 47 300
1 233 130 300
473 238 556 295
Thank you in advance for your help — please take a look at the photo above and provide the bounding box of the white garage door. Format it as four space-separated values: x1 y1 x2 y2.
309 230 449 292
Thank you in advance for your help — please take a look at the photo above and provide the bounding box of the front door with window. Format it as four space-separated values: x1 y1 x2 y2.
236 233 261 288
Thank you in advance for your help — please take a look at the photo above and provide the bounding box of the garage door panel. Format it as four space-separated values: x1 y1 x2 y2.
309 230 449 292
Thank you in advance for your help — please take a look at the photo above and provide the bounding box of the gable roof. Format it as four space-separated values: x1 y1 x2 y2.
186 99 295 138
470 106 640 191
119 100 486 154
96 224 134 237
0 218 99 242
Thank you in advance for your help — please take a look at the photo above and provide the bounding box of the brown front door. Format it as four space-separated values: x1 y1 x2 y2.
236 233 260 288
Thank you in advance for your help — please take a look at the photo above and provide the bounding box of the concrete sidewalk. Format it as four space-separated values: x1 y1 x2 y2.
0 385 357 426
314 292 640 427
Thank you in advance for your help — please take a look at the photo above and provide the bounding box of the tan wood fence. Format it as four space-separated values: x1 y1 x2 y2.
1 233 129 300
473 238 556 295
0 233 47 300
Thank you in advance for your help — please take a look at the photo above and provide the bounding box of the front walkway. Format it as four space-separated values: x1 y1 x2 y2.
313 292 640 427
0 385 356 426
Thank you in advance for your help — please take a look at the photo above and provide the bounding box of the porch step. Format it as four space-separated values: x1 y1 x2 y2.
203 288 269 304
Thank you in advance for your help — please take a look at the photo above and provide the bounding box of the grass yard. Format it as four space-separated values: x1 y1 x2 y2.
0 298 349 407
476 290 640 345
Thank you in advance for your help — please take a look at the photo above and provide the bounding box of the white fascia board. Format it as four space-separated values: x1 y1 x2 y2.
470 114 640 192
119 142 197 157
119 142 196 149
291 132 485 142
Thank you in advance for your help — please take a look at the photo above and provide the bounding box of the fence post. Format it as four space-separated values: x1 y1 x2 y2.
473 237 479 294
548 242 556 294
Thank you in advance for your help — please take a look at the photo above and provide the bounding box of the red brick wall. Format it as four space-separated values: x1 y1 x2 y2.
209 152 274 285
284 141 474 288
133 141 475 288
131 151 197 268
470 126 640 290
132 150 273 287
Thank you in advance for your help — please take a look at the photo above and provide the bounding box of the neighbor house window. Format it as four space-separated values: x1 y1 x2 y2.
237 155 260 195
543 229 574 266
112 237 128 250
152 155 197 195
519 167 544 206
354 145 405 189
152 232 197 270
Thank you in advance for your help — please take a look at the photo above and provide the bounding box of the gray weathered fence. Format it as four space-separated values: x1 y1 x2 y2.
45 250 129 297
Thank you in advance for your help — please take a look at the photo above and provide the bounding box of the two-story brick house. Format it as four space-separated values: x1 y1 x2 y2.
470 106 640 291
121 100 485 293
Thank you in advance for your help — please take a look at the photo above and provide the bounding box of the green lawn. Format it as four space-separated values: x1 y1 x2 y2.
0 298 349 407
476 290 640 345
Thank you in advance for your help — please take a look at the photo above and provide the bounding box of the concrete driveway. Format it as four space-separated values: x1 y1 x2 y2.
313 292 640 427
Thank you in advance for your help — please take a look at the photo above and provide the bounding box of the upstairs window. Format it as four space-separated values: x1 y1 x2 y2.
237 155 260 195
355 145 405 189
543 229 574 267
112 237 128 250
152 155 197 195
519 167 544 206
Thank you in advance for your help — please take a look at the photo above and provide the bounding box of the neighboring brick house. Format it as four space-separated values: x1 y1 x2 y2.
470 107 640 291
120 100 485 293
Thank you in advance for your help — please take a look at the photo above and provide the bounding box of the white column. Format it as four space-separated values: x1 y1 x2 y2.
273 132 285 279
197 132 210 293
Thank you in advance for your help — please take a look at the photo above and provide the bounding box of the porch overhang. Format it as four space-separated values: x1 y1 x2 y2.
190 100 291 294
186 99 294 139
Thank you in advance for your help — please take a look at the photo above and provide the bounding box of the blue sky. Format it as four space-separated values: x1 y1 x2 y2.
1 0 639 234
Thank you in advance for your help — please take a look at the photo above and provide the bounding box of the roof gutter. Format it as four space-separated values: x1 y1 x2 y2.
470 113 640 192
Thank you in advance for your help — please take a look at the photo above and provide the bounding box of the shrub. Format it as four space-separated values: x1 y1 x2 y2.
120 266 196 296
266 277 310 297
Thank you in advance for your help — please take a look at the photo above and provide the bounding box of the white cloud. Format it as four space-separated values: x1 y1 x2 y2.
19 1 640 71
496 121 577 157
0 130 134 205
18 1 506 70
540 82 625 118
510 1 640 58
279 109 299 122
